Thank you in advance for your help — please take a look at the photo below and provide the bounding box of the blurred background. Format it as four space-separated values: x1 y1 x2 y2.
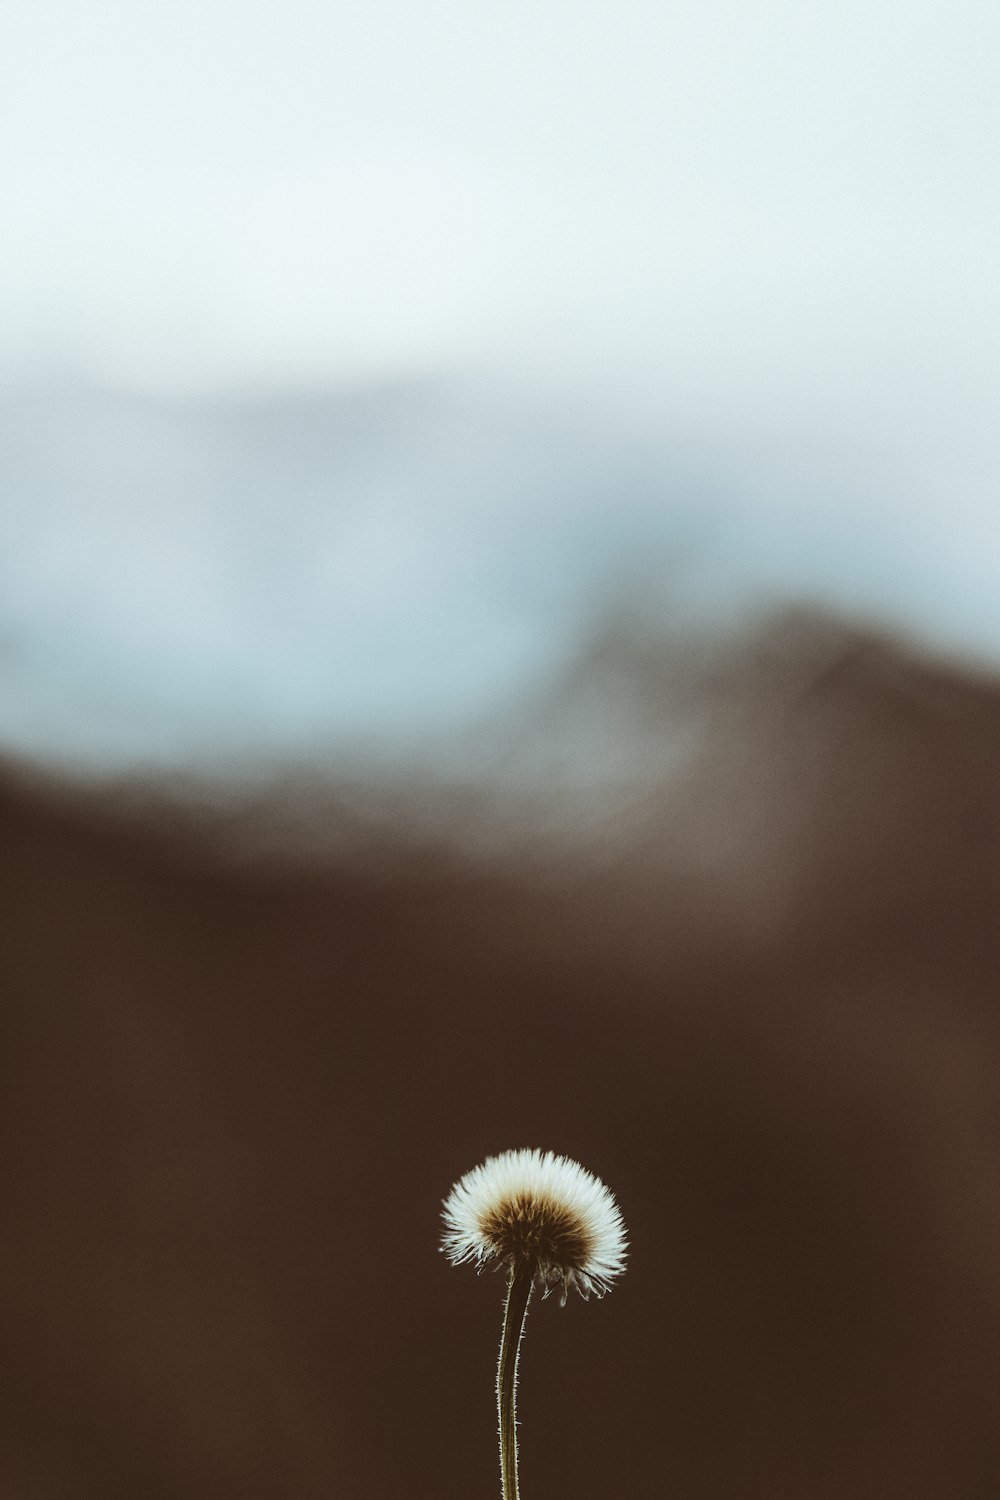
2 1 1000 1495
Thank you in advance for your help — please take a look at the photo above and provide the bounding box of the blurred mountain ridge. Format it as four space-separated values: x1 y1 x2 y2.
4 379 999 771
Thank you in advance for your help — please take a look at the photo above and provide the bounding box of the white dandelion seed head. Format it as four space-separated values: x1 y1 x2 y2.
441 1148 628 1303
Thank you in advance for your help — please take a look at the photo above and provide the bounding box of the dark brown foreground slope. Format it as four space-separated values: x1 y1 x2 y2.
2 613 999 1498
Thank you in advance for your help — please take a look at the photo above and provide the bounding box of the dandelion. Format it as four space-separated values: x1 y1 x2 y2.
442 1148 627 1500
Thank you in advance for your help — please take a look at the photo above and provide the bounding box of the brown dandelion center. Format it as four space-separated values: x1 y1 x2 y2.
477 1191 595 1271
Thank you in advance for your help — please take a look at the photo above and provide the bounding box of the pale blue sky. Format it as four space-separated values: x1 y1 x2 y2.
2 1 999 771
3 0 998 399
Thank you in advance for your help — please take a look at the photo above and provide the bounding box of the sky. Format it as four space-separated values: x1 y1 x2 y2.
3 0 999 398
2 1 1000 772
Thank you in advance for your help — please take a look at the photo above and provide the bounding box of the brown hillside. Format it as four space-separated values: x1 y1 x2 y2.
2 611 999 1498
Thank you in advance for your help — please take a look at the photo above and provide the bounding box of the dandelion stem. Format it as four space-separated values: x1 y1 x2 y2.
497 1261 533 1500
